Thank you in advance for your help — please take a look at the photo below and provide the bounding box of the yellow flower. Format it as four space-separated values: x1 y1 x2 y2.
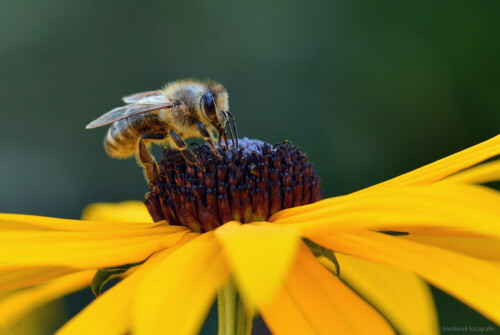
2 137 500 335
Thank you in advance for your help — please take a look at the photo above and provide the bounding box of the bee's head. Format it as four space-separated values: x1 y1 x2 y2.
200 84 238 148
200 91 223 128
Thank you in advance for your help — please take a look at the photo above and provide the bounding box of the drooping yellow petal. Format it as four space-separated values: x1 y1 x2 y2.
261 243 395 335
0 226 188 270
0 270 94 328
334 253 438 335
259 284 317 335
0 213 159 232
134 232 230 335
82 201 153 223
57 233 198 335
214 221 300 307
0 267 74 293
358 134 500 193
312 230 500 325
440 160 500 185
273 184 500 238
402 235 500 261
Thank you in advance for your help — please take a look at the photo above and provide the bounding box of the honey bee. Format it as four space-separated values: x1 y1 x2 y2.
86 78 238 183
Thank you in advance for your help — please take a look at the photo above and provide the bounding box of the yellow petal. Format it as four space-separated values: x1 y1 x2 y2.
57 234 198 335
57 271 135 335
82 201 153 223
0 267 74 293
358 134 500 193
269 197 346 222
0 226 188 270
273 184 500 238
261 243 394 335
1 299 66 335
312 230 500 325
0 270 94 328
271 135 500 220
214 221 300 307
259 284 317 335
134 232 230 335
402 235 500 261
334 253 438 335
0 213 159 232
440 160 500 185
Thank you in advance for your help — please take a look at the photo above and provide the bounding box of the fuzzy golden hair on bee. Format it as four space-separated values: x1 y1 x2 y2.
86 78 238 184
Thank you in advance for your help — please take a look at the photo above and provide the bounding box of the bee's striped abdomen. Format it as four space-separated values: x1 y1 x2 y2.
104 118 139 158
103 113 169 159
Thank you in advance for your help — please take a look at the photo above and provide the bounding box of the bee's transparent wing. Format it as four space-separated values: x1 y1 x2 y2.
122 91 163 104
86 103 173 129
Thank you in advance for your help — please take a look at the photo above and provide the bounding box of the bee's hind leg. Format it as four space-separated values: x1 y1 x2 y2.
138 134 165 185
169 131 199 166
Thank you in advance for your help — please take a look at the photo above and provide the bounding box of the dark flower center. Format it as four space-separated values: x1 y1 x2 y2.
145 138 322 232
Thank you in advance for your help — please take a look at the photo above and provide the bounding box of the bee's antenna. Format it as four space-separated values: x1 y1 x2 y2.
225 111 238 149
223 112 236 149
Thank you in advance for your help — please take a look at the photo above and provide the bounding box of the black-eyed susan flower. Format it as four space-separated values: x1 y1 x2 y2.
1 137 500 335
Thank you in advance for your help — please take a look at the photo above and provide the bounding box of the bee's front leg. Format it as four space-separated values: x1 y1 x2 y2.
137 134 165 185
196 122 222 159
169 131 199 166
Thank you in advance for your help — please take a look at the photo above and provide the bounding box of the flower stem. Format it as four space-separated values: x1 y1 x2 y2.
218 280 253 335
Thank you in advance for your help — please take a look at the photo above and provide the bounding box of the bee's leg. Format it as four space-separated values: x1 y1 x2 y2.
196 122 222 159
169 131 198 166
138 134 165 185
219 130 229 151
225 111 239 149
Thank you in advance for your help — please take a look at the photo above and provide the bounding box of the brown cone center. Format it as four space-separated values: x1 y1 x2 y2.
145 138 322 232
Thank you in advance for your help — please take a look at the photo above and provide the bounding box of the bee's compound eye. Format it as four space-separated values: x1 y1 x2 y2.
201 92 216 120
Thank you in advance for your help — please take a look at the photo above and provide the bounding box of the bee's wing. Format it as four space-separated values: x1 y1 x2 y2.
85 103 173 129
122 90 163 104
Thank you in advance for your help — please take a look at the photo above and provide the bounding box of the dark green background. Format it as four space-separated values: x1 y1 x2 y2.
1 1 498 333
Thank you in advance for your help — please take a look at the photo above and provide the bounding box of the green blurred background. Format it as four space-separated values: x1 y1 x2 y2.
1 0 498 333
